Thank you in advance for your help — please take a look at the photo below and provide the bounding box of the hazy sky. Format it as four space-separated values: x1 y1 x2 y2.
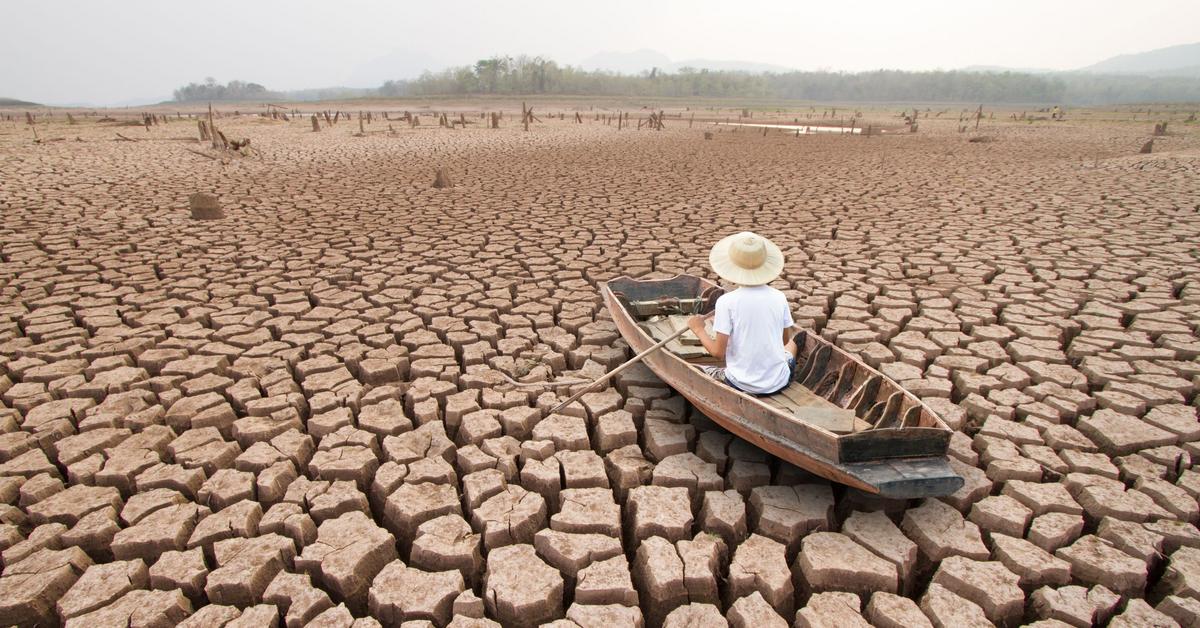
4 0 1197 105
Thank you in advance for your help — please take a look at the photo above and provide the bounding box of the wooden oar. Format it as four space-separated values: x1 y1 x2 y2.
547 324 692 416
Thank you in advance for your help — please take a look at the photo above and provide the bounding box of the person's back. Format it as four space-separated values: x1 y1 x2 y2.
713 285 794 394
688 231 799 396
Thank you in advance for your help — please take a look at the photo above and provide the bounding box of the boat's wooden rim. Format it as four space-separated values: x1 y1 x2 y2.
604 274 954 440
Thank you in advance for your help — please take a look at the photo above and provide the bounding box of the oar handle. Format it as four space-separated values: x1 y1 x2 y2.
547 324 692 416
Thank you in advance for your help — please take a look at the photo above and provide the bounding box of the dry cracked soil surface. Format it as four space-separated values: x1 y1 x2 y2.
0 102 1198 628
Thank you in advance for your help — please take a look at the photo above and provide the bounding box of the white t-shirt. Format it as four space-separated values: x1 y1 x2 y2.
712 285 795 394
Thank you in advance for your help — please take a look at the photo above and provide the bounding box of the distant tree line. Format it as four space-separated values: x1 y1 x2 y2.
379 55 1200 105
175 57 1200 105
173 77 279 102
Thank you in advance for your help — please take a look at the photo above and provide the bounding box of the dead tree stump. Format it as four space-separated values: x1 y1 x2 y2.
198 121 210 141
312 115 320 132
432 168 454 189
491 112 500 129
1153 122 1168 136
703 132 714 140
1140 139 1154 154
189 193 224 220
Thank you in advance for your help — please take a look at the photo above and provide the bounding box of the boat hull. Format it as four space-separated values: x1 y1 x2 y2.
604 275 964 499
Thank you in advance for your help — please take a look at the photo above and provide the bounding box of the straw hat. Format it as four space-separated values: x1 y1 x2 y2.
708 231 784 286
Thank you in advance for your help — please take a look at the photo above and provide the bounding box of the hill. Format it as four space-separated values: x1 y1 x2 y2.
1080 41 1200 77
0 97 40 107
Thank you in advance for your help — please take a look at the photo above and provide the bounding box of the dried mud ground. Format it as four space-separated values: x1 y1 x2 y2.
1 105 1199 628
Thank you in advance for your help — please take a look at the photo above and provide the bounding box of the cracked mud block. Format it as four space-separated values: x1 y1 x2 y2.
483 543 564 628
990 533 1072 588
564 603 645 628
452 589 485 619
410 514 483 585
1074 477 1170 523
297 511 398 614
652 453 723 507
27 483 123 527
699 490 747 550
676 532 724 606
594 410 638 454
225 604 281 628
461 468 506 511
793 591 871 628
384 482 461 550
968 494 1033 538
604 445 653 502
726 533 794 618
930 556 1023 625
841 510 917 592
471 484 546 550
1028 511 1086 553
205 533 296 607
556 449 608 489
1107 598 1180 628
1146 518 1200 554
797 531 898 600
864 591 933 628
1157 545 1200 600
1157 595 1200 627
633 536 688 626
535 529 623 579
368 560 465 627
260 502 318 547
176 604 243 628
626 485 693 545
919 582 992 628
1029 584 1115 627
56 558 148 621
186 498 262 550
0 547 93 626
1055 534 1146 596
642 418 695 463
552 488 621 537
659 603 726 628
532 413 590 451
197 468 256 510
748 484 833 559
901 498 989 562
1076 409 1177 456
575 554 638 607
148 546 208 600
62 589 193 628
727 591 787 628
111 501 209 562
1097 517 1166 563
263 570 335 628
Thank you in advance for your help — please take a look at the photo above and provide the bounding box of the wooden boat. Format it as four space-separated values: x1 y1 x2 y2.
605 275 964 499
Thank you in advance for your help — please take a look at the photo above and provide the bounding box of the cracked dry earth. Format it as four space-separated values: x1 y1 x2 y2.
0 106 1198 628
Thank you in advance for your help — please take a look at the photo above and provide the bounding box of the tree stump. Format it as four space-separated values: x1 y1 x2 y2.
189 193 224 220
432 168 454 189
1153 122 1167 136
1140 139 1154 154
312 115 320 132
703 132 714 140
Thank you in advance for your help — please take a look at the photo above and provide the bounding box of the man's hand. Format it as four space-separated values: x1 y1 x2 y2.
687 314 708 335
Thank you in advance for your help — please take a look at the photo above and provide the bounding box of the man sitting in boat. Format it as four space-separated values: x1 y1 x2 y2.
687 231 799 396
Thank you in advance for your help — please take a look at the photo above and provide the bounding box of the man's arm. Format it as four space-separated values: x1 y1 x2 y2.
688 314 728 360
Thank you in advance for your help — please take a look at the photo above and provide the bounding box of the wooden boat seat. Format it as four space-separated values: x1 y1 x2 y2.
639 315 864 434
